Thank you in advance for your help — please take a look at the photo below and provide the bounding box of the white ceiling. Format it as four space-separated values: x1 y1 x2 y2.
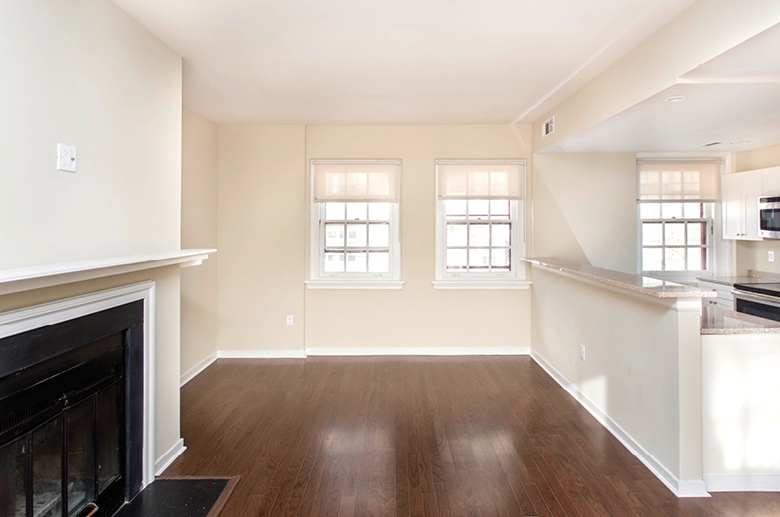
542 23 780 153
112 0 695 125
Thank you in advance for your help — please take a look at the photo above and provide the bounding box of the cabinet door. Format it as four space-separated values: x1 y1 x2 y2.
721 173 743 239
743 169 763 240
762 166 780 196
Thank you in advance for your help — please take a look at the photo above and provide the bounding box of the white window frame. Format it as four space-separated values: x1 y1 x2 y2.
306 159 403 289
433 159 529 290
635 153 731 281
637 201 714 280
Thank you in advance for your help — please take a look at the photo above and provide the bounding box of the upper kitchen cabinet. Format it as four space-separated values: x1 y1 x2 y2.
761 166 780 196
722 170 763 241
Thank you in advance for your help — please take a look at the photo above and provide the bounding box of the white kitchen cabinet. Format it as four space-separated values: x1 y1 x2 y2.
761 165 780 196
698 280 735 311
721 170 763 240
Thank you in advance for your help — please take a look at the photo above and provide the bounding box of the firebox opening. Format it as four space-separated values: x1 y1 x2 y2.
0 301 144 517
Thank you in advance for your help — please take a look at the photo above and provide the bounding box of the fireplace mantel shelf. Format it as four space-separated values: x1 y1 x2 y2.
0 249 216 296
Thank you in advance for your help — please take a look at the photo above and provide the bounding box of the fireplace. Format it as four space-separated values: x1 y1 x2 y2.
0 300 145 517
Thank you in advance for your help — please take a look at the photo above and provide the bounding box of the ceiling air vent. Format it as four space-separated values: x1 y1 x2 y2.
703 141 723 147
542 116 555 138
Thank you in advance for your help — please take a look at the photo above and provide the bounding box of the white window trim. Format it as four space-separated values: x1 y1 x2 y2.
433 159 527 289
308 159 403 289
637 206 713 282
636 152 732 278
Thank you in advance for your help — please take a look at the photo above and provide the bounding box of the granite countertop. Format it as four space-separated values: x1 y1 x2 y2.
524 257 716 299
697 270 780 287
701 305 780 334
697 276 760 287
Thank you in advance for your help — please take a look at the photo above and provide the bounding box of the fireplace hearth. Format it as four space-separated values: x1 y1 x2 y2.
0 301 145 517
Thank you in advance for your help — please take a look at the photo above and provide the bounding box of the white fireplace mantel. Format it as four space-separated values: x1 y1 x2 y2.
0 249 216 296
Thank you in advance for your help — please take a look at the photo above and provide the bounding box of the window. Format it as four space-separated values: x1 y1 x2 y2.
637 160 721 276
639 202 712 273
434 160 528 289
308 160 402 288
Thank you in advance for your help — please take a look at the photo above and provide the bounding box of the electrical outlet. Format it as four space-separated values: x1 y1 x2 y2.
286 315 294 326
769 251 775 262
57 143 77 172
579 344 585 361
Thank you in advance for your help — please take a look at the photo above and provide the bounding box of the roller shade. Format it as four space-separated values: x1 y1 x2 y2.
437 161 525 200
637 160 721 202
312 160 400 202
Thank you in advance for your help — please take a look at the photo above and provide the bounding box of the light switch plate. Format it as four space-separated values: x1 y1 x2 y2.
769 251 775 262
57 143 77 172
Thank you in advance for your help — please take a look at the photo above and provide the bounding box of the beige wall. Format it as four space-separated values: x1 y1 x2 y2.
305 125 531 351
217 126 307 354
181 109 219 375
532 153 637 273
0 1 182 269
734 144 780 275
735 144 780 173
0 2 185 462
215 124 532 353
531 266 703 486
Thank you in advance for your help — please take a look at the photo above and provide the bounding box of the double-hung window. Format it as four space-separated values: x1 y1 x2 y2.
308 160 402 289
637 160 721 277
434 160 527 289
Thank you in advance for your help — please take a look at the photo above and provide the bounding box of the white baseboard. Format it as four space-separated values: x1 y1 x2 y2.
155 438 186 476
180 351 218 387
530 350 710 498
306 346 530 356
218 349 307 359
705 476 780 492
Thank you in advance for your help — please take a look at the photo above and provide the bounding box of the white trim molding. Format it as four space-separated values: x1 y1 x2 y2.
155 438 187 476
0 281 159 488
432 280 531 290
305 280 405 290
218 349 307 359
0 249 215 296
530 349 710 498
180 351 219 387
705 476 780 492
306 346 530 357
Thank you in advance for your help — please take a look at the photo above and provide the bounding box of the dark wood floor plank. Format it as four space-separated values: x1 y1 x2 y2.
166 356 780 517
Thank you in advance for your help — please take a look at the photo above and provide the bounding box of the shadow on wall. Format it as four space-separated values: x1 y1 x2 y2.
532 153 637 273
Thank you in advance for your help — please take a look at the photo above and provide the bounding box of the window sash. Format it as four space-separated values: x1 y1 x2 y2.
439 199 522 278
640 217 710 272
317 202 399 278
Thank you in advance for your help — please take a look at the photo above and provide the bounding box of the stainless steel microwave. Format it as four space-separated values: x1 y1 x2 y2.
759 196 780 238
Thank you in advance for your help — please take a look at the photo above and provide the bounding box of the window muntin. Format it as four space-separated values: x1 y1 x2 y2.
320 201 393 275
444 199 514 272
435 160 526 281
640 201 711 273
310 160 401 283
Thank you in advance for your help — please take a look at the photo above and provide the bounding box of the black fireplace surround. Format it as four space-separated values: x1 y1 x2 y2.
0 301 145 517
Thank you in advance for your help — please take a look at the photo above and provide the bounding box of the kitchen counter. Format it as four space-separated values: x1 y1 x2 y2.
524 257 716 299
526 258 780 333
697 270 780 287
701 305 780 334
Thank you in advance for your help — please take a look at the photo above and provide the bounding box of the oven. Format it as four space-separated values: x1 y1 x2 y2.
759 196 780 239
733 283 780 322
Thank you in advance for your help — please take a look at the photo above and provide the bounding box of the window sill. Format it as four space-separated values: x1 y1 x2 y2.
306 279 405 290
432 279 532 290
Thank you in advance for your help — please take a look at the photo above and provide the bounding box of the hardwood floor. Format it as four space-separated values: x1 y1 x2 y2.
163 357 780 516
